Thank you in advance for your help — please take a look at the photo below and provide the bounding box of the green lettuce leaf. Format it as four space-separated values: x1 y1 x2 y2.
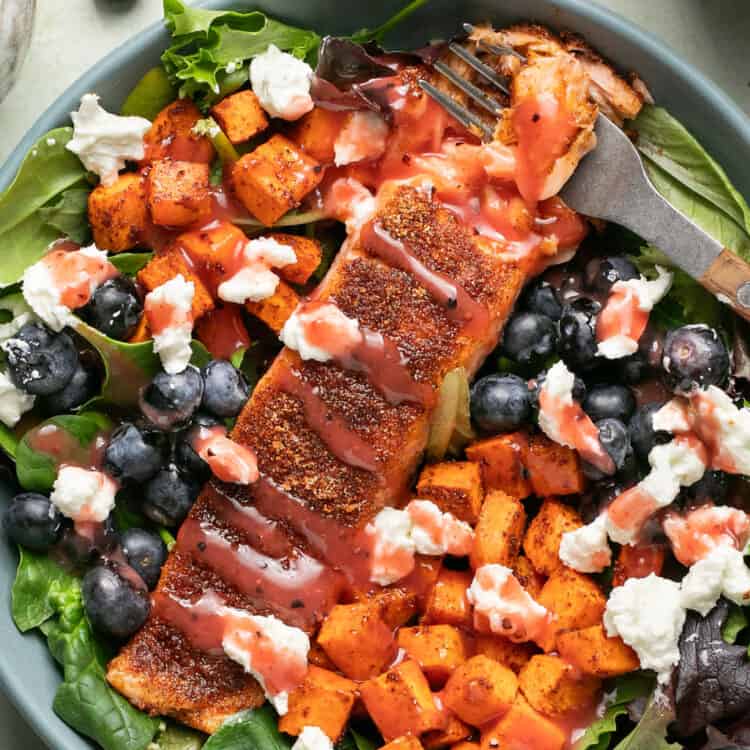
350 0 431 44
612 689 682 750
121 65 177 120
722 605 749 644
161 0 320 107
151 722 205 750
109 252 154 276
0 423 18 459
203 705 290 750
37 186 92 245
0 127 88 286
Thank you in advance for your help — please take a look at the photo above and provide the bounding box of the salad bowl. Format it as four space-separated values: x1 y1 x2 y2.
0 2 749 750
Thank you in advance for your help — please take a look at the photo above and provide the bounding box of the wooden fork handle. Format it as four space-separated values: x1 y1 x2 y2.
700 249 750 322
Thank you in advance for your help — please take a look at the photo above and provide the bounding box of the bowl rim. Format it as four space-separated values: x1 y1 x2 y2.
1 1 749 749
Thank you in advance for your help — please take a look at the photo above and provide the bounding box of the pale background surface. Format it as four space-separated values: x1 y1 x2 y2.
0 0 748 746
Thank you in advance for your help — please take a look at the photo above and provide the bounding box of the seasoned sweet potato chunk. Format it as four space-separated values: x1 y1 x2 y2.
397 625 469 688
480 697 565 750
382 736 425 750
557 625 640 678
211 90 268 144
245 278 300 333
290 107 347 163
473 634 537 674
267 232 323 285
465 433 531 499
522 434 584 496
146 160 211 227
471 491 525 569
523 498 583 576
232 134 324 225
513 556 545 599
518 655 601 716
423 569 473 629
422 711 471 750
88 173 148 251
143 99 214 164
359 587 418 629
416 462 484 524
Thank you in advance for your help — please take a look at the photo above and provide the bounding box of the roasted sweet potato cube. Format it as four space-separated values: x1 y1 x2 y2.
423 569 473 629
537 568 606 651
480 697 565 750
518 655 601 717
178 221 248 275
522 434 584 497
143 99 214 164
443 655 518 727
361 587 418 629
382 736 425 750
267 233 323 285
245 278 300 333
465 433 531 499
317 602 396 680
194 304 251 360
399 556 443 611
211 90 268 144
88 173 148 252
612 543 666 588
308 641 337 670
360 660 445 741
470 491 525 570
523 498 583 576
137 249 215 320
128 315 150 343
147 160 211 227
557 625 640 678
473 634 537 674
513 556 545 599
397 626 469 688
452 743 480 750
416 462 484 524
278 665 358 741
422 710 471 750
290 107 347 163
232 134 324 226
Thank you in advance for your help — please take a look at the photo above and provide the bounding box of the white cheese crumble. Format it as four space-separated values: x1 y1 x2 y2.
249 45 314 121
0 295 35 344
222 611 310 714
537 360 576 449
280 303 361 363
559 514 612 573
217 237 297 305
334 112 389 166
652 398 691 434
145 275 194 375
291 727 334 750
680 545 750 615
366 507 416 586
50 466 118 523
66 94 151 186
603 574 685 683
0 370 35 427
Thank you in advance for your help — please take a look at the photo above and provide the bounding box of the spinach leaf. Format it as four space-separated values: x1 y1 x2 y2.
574 673 654 750
121 65 177 120
0 423 18 459
37 186 92 245
11 547 78 632
0 127 88 286
203 705 291 750
152 722 205 750
110 252 154 276
723 606 749 644
633 105 750 236
161 0 320 107
350 0 431 45
613 689 681 750
15 411 112 492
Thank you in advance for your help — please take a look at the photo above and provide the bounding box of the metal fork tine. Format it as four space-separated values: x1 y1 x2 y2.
418 79 494 141
462 23 528 62
448 43 510 95
433 60 503 115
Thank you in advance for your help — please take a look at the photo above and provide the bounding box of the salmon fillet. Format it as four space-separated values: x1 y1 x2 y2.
108 185 525 732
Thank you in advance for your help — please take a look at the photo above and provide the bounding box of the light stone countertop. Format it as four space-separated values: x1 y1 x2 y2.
0 0 748 747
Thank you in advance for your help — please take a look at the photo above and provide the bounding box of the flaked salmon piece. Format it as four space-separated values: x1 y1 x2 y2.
108 185 525 733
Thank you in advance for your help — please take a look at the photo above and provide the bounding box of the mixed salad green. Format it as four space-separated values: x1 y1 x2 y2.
0 2 749 750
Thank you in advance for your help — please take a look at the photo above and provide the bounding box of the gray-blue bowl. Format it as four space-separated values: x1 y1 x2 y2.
1 1 749 748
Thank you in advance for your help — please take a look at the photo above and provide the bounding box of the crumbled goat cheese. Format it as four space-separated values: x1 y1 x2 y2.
0 370 35 427
537 360 576 448
50 466 118 523
603 574 685 683
334 112 389 166
218 237 297 305
559 514 612 573
291 727 334 750
366 507 417 586
652 398 692 434
145 275 195 375
66 94 151 186
280 303 361 363
680 545 750 615
405 499 474 557
249 45 314 121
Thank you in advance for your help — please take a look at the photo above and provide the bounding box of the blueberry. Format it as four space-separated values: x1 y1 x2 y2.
3 492 63 552
529 368 586 407
201 360 250 418
140 366 204 429
104 423 163 483
584 418 631 480
82 565 150 640
686 470 729 505
584 256 639 294
662 324 730 393
520 279 562 320
3 323 78 395
583 385 636 423
628 403 671 461
470 374 531 434
120 528 168 590
38 363 98 415
502 312 557 366
143 464 200 526
621 353 650 384
558 298 601 371
78 277 143 341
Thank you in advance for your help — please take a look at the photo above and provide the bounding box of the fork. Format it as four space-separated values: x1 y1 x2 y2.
420 27 750 322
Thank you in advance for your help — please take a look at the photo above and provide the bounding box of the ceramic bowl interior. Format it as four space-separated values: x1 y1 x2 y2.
0 1 748 748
